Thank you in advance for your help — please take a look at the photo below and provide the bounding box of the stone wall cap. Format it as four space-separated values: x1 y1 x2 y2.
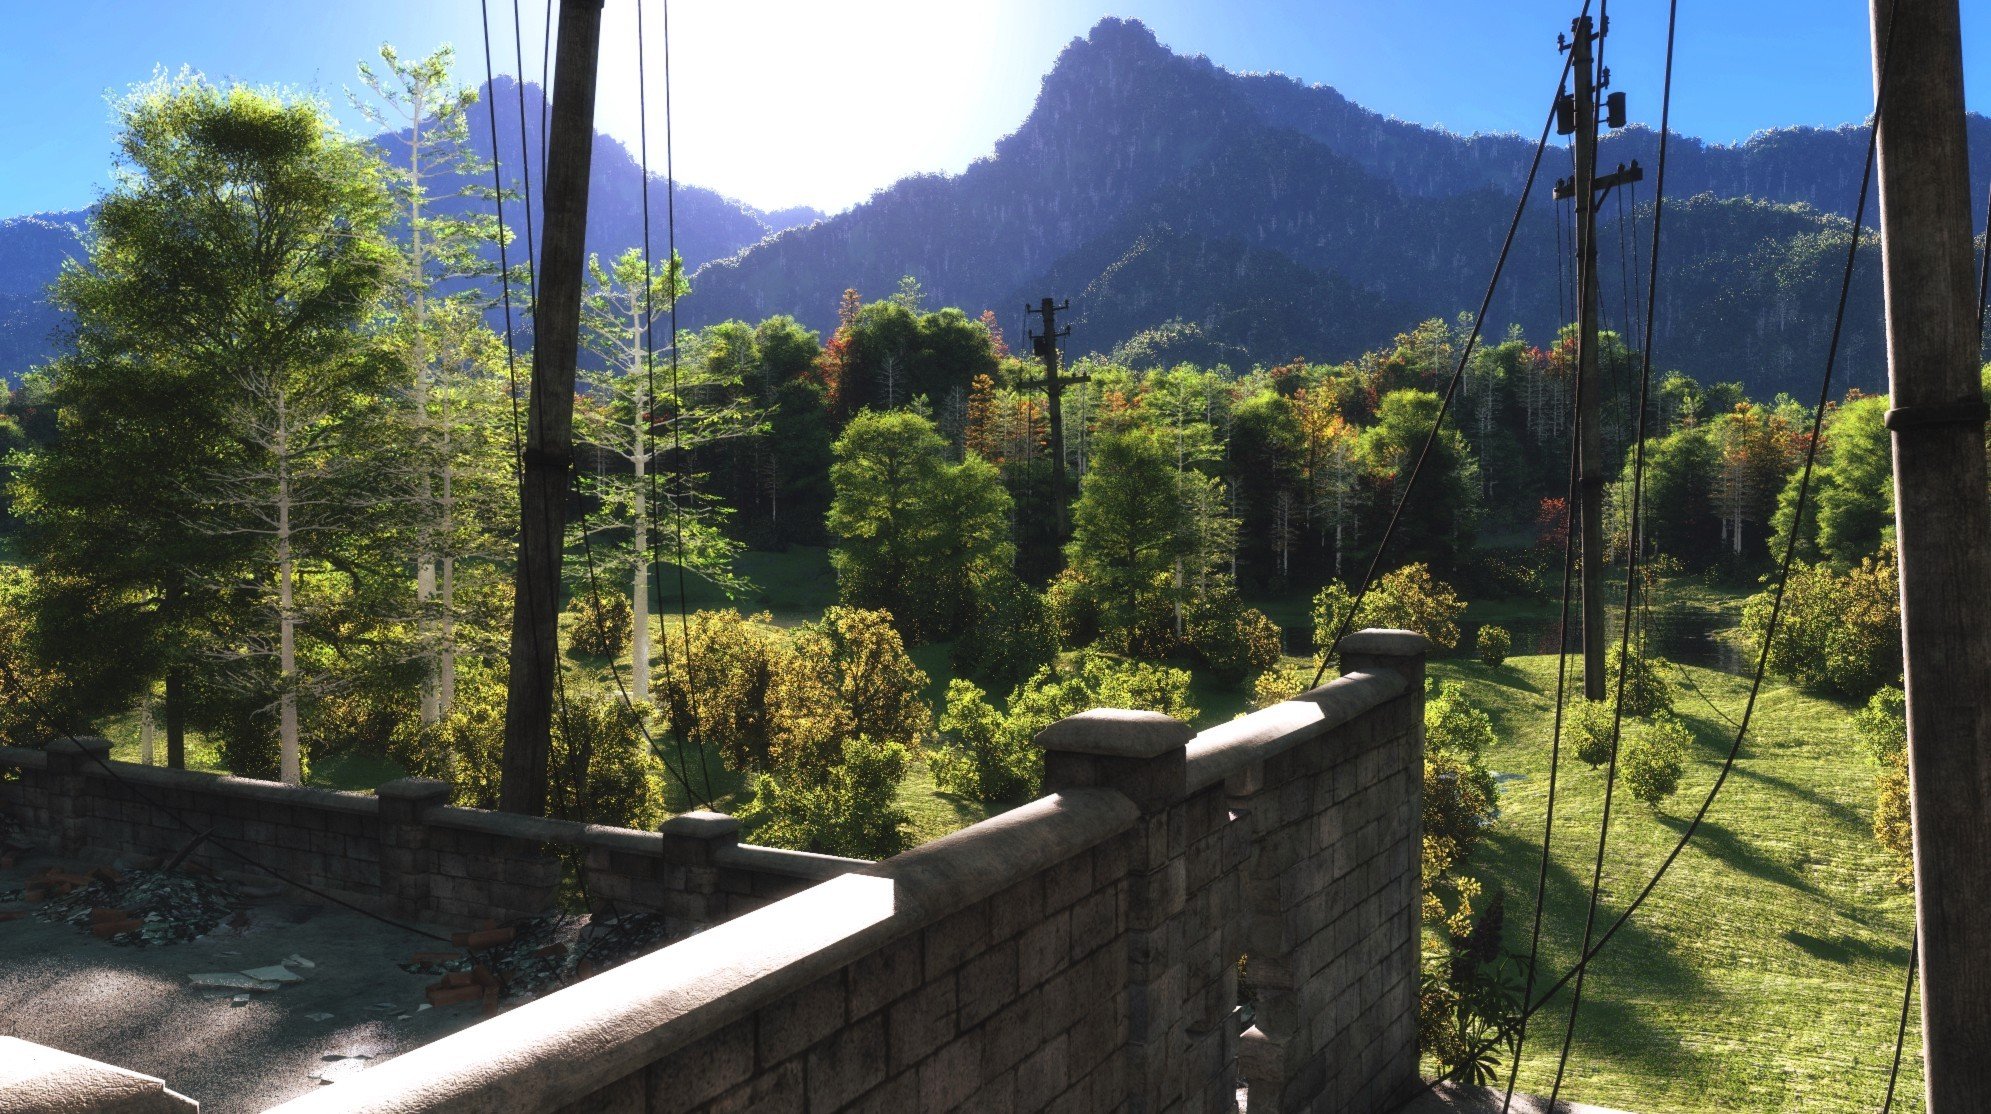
1334 629 1431 658
0 1034 197 1112
1034 708 1194 757
43 736 113 756
374 777 451 801
661 810 741 839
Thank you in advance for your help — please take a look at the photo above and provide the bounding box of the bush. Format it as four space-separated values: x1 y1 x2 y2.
1856 687 1912 887
565 589 632 660
661 610 789 773
1854 686 1906 766
1875 754 1913 888
1622 713 1689 808
392 666 668 830
1250 663 1313 710
1005 650 1198 733
1314 563 1465 653
1184 582 1281 682
1424 748 1497 882
1571 699 1618 770
737 733 911 859
1043 568 1100 648
0 568 66 746
1742 550 1900 698
930 679 1036 803
1476 625 1511 668
1426 682 1496 763
1606 647 1674 717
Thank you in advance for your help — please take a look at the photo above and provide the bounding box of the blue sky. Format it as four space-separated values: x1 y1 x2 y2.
4 0 1986 218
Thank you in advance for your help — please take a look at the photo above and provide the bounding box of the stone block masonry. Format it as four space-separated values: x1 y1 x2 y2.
0 742 859 933
261 629 1428 1114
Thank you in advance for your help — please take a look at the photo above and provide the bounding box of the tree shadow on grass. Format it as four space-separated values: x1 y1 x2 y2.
1654 813 1819 898
1720 761 1865 830
1781 927 1910 967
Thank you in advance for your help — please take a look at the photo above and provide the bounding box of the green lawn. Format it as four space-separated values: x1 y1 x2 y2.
1434 654 1923 1113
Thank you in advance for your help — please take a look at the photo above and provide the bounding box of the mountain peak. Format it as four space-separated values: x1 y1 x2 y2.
1081 16 1165 55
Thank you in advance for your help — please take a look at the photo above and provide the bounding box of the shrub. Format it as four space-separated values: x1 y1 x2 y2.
1742 549 1900 698
1250 663 1313 710
1426 682 1497 763
565 589 631 660
1184 582 1281 682
1854 686 1906 766
1424 748 1497 882
1005 649 1198 733
1875 754 1913 888
1856 687 1912 887
1622 713 1689 808
775 607 931 771
1606 646 1674 717
1476 625 1511 668
392 666 668 830
1043 568 1100 648
737 733 911 859
930 679 1036 803
661 610 789 773
0 568 66 746
1313 563 1465 653
1571 699 1618 770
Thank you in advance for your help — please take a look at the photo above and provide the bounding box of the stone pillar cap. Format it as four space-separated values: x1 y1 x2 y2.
1035 708 1194 758
661 810 741 838
375 777 451 801
1334 629 1431 658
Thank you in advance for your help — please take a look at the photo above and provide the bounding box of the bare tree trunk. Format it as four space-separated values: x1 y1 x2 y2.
631 389 652 705
276 394 302 786
139 697 155 767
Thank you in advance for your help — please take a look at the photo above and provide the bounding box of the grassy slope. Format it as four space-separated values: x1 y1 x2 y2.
1435 654 1923 1113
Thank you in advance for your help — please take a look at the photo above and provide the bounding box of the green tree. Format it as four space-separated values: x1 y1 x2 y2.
351 44 506 724
737 734 911 859
773 606 932 770
1066 424 1194 647
1769 395 1893 566
828 410 1013 642
1312 563 1465 653
1476 625 1511 667
1359 389 1480 574
576 248 748 702
13 75 394 780
1856 688 1912 887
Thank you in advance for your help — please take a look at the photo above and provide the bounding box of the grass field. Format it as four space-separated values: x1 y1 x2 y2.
1433 654 1923 1113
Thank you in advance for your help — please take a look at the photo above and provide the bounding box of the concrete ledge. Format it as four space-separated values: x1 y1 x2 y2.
105 766 380 816
0 1035 198 1113
263 873 906 1114
1185 670 1409 792
425 806 587 844
0 746 48 770
869 789 1138 920
44 736 113 758
713 842 867 880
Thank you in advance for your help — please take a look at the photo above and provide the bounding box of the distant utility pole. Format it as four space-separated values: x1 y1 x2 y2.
1554 13 1640 700
1023 297 1088 541
1868 0 1991 1106
501 0 605 817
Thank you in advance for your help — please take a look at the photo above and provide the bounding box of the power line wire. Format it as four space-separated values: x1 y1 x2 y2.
1403 8 1901 1103
1308 32 1579 691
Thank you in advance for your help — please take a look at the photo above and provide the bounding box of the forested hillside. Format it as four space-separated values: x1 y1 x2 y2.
684 17 1990 396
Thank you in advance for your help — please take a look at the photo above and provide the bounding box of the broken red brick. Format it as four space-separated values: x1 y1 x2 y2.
469 965 498 989
425 984 482 1007
410 951 461 965
21 889 45 903
439 971 474 989
90 918 141 939
44 871 91 888
534 944 566 960
0 912 22 922
88 907 127 924
89 866 123 885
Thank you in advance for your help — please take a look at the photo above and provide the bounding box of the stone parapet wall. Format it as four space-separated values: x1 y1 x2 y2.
0 742 859 932
261 629 1429 1114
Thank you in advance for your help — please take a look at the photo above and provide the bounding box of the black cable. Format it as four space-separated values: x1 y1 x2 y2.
1977 179 1991 344
1548 0 1669 1094
1879 931 1918 1113
1497 358 1584 1111
538 0 552 187
1308 36 1578 691
510 0 539 306
654 0 720 803
1398 7 1898 1103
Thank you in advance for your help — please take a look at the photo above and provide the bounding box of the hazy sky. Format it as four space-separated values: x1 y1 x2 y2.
5 0 1987 218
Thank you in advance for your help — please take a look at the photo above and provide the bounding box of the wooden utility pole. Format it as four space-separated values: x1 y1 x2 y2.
501 0 605 817
1555 14 1638 700
1023 297 1087 540
1868 0 1991 1105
